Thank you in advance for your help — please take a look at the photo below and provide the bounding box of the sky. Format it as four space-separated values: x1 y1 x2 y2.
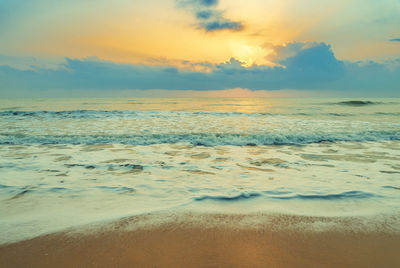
1 0 400 97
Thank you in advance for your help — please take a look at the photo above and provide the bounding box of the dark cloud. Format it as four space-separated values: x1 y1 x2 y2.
389 38 400 42
1 42 399 95
200 20 242 31
195 10 215 19
277 43 346 83
197 0 218 7
177 0 243 32
178 0 218 8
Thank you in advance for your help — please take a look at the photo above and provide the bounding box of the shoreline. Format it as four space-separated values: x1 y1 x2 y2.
1 212 400 267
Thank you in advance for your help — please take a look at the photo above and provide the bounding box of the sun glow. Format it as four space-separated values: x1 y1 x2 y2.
229 41 266 67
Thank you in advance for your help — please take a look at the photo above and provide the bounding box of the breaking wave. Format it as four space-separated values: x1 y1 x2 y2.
0 130 399 145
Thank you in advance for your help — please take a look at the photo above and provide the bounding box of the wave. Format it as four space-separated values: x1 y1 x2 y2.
96 185 136 194
0 110 140 119
0 184 14 189
193 190 379 203
374 112 400 116
0 107 23 111
333 100 379 106
326 113 353 117
1 109 400 119
269 190 378 200
194 192 262 202
382 186 400 190
329 100 399 106
0 130 399 146
0 110 280 118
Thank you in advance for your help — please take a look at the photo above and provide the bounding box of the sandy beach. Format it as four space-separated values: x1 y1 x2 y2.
1 213 400 268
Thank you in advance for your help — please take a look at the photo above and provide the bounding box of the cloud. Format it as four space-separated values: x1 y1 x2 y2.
195 0 218 7
389 38 400 42
177 0 243 32
1 42 400 96
277 43 346 83
200 20 242 31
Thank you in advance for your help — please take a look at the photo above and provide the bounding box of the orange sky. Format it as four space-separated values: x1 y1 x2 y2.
1 0 400 68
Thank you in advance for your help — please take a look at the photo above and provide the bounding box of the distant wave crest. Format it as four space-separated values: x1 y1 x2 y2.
1 109 400 118
336 100 377 106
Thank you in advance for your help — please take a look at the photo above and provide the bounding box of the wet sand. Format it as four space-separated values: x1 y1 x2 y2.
1 213 400 268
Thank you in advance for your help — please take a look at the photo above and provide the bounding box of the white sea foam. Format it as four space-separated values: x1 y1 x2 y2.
0 141 399 243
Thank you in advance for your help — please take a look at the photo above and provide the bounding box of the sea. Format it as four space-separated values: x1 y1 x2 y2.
0 97 399 243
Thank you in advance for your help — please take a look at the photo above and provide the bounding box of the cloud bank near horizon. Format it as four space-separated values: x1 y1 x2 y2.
1 42 399 96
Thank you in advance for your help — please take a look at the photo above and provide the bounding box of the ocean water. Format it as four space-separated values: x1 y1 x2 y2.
0 98 400 243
